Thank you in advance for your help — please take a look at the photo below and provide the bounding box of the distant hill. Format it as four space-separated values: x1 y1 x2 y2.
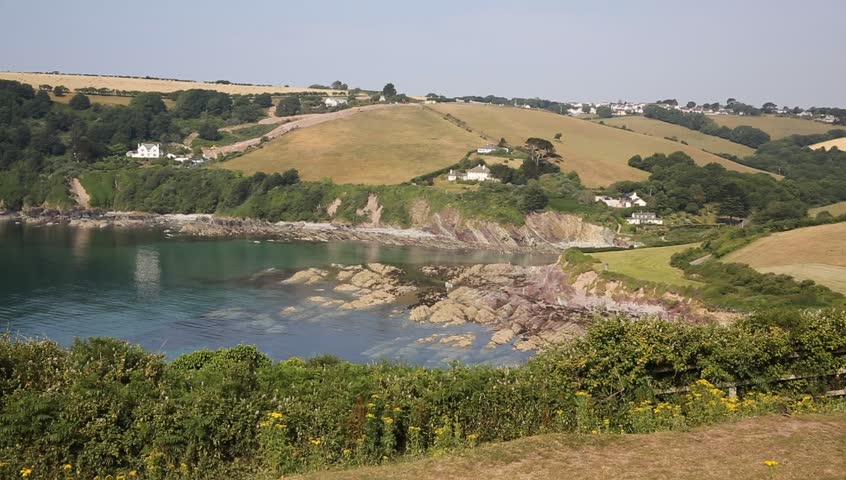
0 71 332 96
598 116 755 158
429 103 771 187
725 222 846 294
711 114 836 139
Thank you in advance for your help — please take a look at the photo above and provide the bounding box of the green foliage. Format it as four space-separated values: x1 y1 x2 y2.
275 96 301 117
644 104 771 148
198 121 222 141
68 93 91 110
596 105 613 118
1 310 844 477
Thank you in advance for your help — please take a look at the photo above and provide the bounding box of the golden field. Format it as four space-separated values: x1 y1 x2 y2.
725 222 846 294
218 105 481 184
810 201 846 218
809 137 846 151
599 116 755 158
0 71 332 95
711 114 835 139
429 104 770 187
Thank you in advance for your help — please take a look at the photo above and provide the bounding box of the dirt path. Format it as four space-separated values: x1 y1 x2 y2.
70 178 91 208
203 104 413 159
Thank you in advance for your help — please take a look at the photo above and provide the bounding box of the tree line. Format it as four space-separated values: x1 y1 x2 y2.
643 104 771 148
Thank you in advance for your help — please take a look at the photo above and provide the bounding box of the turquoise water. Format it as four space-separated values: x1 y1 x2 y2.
0 222 554 366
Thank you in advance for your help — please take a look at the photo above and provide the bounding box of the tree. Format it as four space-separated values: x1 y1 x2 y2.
497 137 508 148
727 98 737 105
330 80 348 90
581 104 592 113
382 83 397 100
69 94 91 110
525 138 555 164
686 101 697 109
52 85 68 97
254 93 273 108
554 132 562 141
762 102 778 114
596 105 613 118
520 185 549 212
198 122 221 141
275 96 301 117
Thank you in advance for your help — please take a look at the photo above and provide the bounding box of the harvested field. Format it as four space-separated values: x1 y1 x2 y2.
711 114 836 139
725 222 846 294
218 105 481 184
810 137 846 151
810 201 846 218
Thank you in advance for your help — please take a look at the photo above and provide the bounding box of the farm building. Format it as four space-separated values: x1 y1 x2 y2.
448 164 493 182
595 191 648 209
626 212 663 225
126 143 161 159
323 97 349 107
476 144 509 154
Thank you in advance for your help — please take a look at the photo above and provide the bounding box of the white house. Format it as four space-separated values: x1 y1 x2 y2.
323 97 349 108
448 164 493 182
595 191 648 209
476 144 509 154
626 212 663 225
126 143 161 159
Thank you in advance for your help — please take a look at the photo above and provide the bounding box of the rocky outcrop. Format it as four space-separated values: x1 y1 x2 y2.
416 333 476 349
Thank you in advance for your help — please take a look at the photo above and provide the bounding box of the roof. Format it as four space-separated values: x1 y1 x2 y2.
140 143 159 149
468 164 490 173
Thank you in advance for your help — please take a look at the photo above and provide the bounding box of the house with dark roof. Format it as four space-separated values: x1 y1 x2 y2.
126 143 161 159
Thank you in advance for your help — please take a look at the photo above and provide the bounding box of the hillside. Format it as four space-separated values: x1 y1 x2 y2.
218 105 482 184
725 222 846 294
591 243 700 287
429 104 770 187
810 201 846 217
599 116 755 158
0 71 330 95
711 114 835 139
291 414 846 480
810 137 846 151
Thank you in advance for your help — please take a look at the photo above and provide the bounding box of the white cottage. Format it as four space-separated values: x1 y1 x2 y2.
595 191 648 209
127 143 161 159
323 97 349 107
447 164 493 182
626 212 663 225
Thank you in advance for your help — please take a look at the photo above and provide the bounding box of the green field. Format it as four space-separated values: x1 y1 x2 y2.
291 414 846 480
429 104 770 187
712 115 836 139
725 222 846 294
810 201 846 217
192 123 276 148
219 106 481 185
599 116 755 158
591 243 700 286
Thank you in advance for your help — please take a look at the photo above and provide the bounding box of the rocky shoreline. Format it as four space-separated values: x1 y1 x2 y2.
4 208 622 254
276 261 717 352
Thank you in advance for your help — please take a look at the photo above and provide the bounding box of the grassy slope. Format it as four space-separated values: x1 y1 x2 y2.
429 104 768 187
809 137 846 151
725 222 846 294
291 414 846 480
599 116 755 158
219 106 481 185
592 243 700 287
810 201 846 217
712 114 835 139
0 71 330 95
192 124 277 148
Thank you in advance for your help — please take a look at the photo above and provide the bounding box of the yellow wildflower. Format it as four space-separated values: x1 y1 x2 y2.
575 391 590 397
367 403 376 408
393 407 402 412
381 455 389 461
129 471 138 477
117 475 126 480
63 464 73 471
276 423 287 429
371 394 381 399
555 409 564 416
20 468 32 478
259 420 272 428
342 449 352 456
309 438 322 446
180 463 189 472
269 411 285 420
408 426 421 432
382 417 394 424
366 413 375 419
0 461 6 468
467 433 478 440
603 419 610 426
763 460 779 467
590 429 599 434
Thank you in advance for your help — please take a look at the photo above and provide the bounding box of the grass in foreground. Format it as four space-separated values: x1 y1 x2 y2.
428 104 769 187
192 123 276 148
220 106 482 184
591 243 700 287
599 116 755 158
725 222 846 294
712 114 836 139
291 413 846 480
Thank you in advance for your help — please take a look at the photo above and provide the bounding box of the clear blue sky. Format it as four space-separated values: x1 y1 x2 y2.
1 0 843 107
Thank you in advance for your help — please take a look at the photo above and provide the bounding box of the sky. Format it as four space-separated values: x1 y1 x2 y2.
0 0 843 107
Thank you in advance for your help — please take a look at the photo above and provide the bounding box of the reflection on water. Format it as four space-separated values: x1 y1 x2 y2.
134 247 161 300
0 223 552 365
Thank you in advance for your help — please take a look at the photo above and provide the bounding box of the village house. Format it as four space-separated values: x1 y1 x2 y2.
126 143 161 159
448 164 493 182
323 97 349 108
595 191 648 209
626 211 664 225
